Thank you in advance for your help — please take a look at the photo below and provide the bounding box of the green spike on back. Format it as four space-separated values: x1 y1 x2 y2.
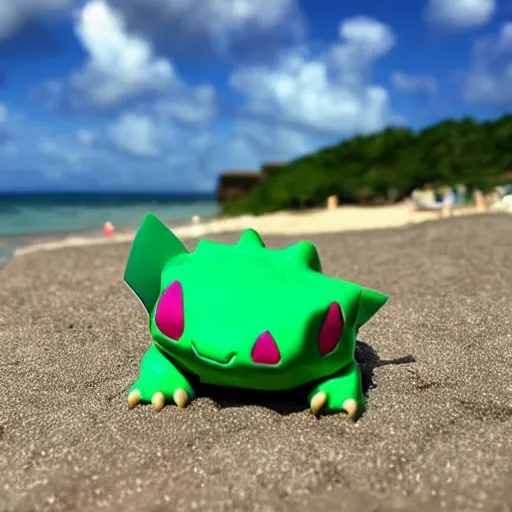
124 212 187 313
279 241 322 272
239 229 320 271
124 212 388 421
238 228 265 248
356 288 388 329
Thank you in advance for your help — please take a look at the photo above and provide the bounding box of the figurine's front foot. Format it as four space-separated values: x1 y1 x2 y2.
308 362 365 421
128 388 189 411
128 344 195 411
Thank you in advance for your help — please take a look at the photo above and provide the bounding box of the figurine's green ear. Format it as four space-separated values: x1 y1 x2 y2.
124 212 187 314
355 287 388 329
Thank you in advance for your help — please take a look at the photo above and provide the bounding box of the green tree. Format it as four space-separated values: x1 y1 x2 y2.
221 115 512 216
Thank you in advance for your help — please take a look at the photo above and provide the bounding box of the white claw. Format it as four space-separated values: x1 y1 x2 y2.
310 391 327 416
128 389 141 409
342 398 359 421
151 392 166 411
173 388 189 409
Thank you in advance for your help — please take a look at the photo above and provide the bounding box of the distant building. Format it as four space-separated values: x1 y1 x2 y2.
216 162 287 204
216 170 264 203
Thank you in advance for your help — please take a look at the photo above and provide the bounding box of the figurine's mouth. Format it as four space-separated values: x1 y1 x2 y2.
191 342 235 366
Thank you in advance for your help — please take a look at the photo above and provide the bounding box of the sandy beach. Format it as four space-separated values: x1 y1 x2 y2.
12 202 486 257
1 212 512 511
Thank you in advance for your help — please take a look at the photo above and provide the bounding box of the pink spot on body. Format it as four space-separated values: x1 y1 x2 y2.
318 302 343 356
155 281 184 340
251 331 281 365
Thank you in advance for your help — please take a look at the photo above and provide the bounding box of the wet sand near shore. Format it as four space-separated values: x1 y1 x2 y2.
1 214 511 511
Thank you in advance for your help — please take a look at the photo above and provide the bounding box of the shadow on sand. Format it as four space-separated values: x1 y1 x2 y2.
195 340 416 416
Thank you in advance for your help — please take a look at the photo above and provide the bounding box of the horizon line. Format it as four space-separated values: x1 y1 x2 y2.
0 190 215 196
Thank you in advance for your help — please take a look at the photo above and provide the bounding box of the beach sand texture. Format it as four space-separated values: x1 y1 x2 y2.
13 202 484 257
1 213 512 511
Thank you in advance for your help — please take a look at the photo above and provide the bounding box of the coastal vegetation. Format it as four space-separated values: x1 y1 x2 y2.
221 115 512 216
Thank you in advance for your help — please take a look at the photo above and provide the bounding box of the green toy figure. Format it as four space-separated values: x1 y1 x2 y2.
124 212 388 420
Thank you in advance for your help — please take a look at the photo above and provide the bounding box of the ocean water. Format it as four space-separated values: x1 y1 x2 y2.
0 193 219 262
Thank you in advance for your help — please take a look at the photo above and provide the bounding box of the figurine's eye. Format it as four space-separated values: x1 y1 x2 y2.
251 331 281 365
155 280 184 341
318 302 343 356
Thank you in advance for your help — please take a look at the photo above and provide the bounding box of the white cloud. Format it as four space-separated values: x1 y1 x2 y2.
167 0 294 33
10 10 406 192
335 16 396 60
463 23 512 108
391 72 437 95
37 0 218 124
0 0 71 39
107 113 162 157
328 16 395 90
153 84 217 125
65 0 175 110
230 17 399 136
105 0 303 58
425 0 496 29
109 0 297 32
37 136 85 169
223 120 320 170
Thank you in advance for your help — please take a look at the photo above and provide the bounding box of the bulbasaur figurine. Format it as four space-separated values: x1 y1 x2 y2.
124 212 388 420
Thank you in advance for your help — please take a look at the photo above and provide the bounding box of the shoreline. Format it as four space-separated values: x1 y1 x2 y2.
0 214 219 266
9 202 490 259
0 214 217 249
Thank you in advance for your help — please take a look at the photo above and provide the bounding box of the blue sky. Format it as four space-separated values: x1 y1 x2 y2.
0 0 511 192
